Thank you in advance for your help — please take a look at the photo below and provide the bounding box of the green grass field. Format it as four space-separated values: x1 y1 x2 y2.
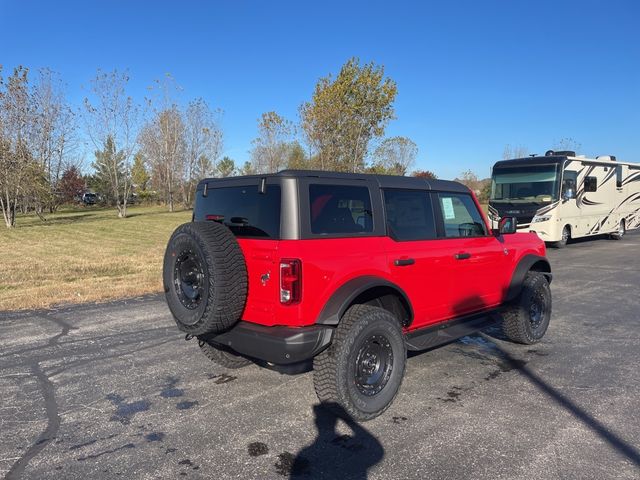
0 202 491 311
0 206 191 311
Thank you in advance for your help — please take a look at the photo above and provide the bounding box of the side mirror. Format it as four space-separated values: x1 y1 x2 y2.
562 187 576 201
497 216 517 235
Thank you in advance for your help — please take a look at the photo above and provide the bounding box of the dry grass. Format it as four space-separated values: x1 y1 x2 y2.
0 206 191 311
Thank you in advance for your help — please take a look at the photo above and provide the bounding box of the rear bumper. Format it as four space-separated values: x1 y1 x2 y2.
207 322 334 365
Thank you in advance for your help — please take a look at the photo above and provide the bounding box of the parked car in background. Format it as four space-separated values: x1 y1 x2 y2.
82 192 97 205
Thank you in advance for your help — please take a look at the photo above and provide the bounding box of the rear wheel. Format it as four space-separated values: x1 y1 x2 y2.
198 339 251 369
610 219 625 240
502 272 552 345
313 304 406 421
551 225 570 249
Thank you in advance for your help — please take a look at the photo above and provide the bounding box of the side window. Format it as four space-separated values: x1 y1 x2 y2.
309 184 373 234
383 189 436 241
436 193 487 238
584 176 597 193
616 165 623 188
562 171 578 199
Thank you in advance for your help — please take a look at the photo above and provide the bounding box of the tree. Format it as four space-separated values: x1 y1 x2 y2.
300 57 397 172
131 152 150 190
0 66 46 227
457 170 481 193
92 136 126 205
32 68 76 213
139 107 185 212
250 111 293 173
553 137 581 153
239 161 255 176
58 165 84 204
217 156 235 177
371 136 417 175
502 144 529 160
412 170 438 179
286 142 309 170
183 98 223 207
83 69 138 218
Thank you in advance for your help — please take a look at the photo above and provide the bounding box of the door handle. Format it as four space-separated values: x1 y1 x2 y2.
394 258 415 267
455 252 471 260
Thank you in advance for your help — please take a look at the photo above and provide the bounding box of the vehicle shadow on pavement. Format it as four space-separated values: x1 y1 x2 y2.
481 331 640 468
283 403 384 479
449 294 640 468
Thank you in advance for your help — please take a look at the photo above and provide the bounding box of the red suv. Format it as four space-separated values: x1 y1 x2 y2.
163 171 552 420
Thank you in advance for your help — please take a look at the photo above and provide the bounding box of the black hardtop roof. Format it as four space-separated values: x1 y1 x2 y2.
492 155 567 169
201 169 469 193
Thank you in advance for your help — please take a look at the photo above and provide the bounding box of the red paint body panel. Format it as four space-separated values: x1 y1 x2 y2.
237 226 547 330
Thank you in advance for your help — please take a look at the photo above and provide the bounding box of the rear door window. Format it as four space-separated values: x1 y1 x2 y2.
309 184 373 234
194 184 281 238
435 193 487 238
383 189 436 241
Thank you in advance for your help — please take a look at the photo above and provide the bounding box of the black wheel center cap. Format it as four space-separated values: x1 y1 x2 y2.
174 249 205 309
355 334 393 397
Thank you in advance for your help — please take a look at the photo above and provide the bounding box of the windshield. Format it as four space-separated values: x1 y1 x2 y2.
491 165 560 203
194 184 281 238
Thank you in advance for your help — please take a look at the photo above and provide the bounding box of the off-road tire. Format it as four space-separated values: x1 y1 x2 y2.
551 225 570 249
198 339 251 369
502 272 551 345
610 219 625 240
163 222 247 336
313 304 406 421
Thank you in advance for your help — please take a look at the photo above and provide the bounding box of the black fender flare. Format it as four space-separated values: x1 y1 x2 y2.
505 254 553 302
315 276 414 326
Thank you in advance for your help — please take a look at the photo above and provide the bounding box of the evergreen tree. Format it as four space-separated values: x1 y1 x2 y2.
92 135 127 206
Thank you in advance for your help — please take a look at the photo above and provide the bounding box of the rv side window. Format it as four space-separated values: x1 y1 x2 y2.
562 171 578 199
616 165 623 188
584 176 597 193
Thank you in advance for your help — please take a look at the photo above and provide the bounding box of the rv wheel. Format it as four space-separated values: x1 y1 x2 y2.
551 225 570 249
610 220 625 240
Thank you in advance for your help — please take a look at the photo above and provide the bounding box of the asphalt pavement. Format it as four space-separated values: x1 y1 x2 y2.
1 231 639 479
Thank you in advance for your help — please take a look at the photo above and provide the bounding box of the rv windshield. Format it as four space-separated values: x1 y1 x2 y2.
491 165 560 203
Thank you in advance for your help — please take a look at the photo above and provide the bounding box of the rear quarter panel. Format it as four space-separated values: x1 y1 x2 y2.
243 237 390 327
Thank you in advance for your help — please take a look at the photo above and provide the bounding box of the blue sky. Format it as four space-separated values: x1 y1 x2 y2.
1 0 638 178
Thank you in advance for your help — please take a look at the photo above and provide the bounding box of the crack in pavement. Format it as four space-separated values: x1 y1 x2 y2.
4 314 73 479
0 326 174 360
5 363 60 480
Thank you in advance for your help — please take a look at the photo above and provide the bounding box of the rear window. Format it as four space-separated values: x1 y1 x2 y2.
195 185 281 238
309 184 373 235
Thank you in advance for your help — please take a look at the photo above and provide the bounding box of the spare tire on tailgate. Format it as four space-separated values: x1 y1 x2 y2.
163 221 247 335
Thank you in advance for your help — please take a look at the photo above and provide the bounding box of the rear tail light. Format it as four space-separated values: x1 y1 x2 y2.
280 259 301 304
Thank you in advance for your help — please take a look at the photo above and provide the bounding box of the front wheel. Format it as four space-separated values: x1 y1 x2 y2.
551 225 570 249
501 272 552 345
610 220 625 240
313 304 406 421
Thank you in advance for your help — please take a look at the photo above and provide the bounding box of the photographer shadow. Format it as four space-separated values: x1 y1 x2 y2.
287 403 384 479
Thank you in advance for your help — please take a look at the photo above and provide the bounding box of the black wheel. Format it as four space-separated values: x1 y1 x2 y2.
198 339 251 369
163 222 247 336
610 219 625 240
313 304 406 421
502 272 552 345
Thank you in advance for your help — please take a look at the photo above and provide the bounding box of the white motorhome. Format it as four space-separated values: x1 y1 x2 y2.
488 150 640 247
